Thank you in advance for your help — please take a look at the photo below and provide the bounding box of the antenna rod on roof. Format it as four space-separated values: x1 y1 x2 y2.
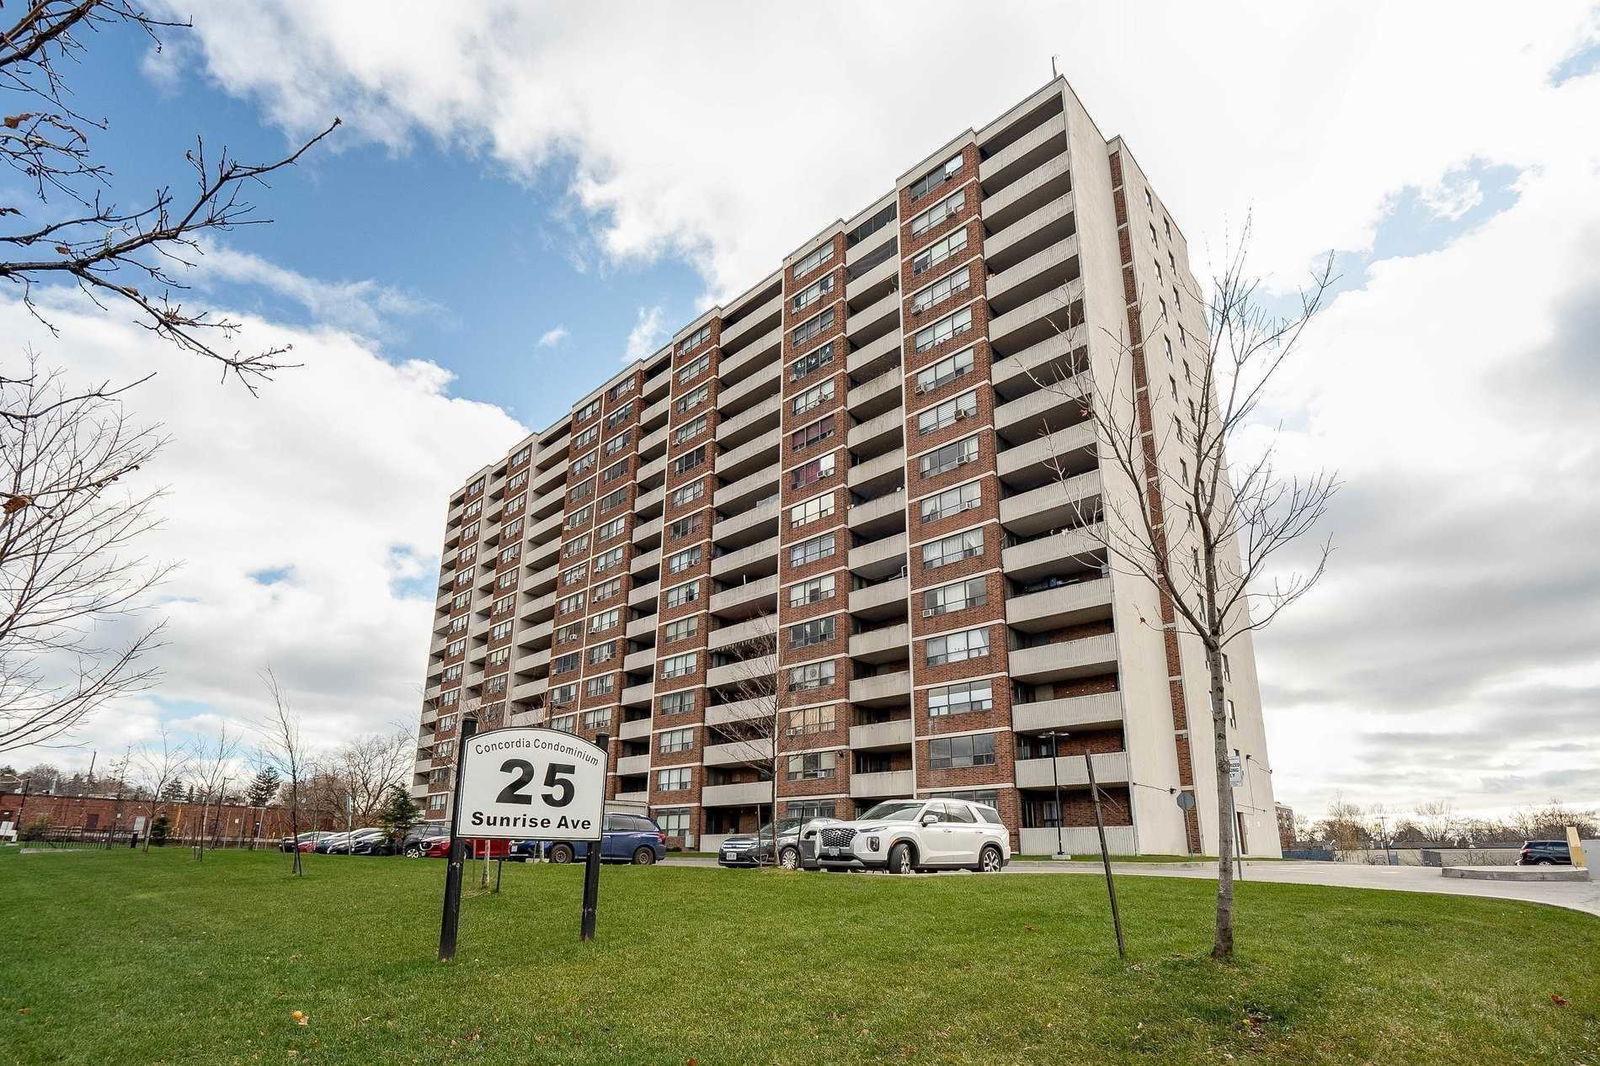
1051 55 1058 79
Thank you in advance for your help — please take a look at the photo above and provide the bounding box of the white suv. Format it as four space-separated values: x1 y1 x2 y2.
801 797 1011 874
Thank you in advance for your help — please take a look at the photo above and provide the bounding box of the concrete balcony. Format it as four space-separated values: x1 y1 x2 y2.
638 425 667 459
510 677 547 702
707 615 770 653
702 780 774 807
1007 576 1113 632
844 251 897 304
721 326 782 389
630 547 661 575
846 214 896 265
519 590 557 624
983 152 1071 234
706 654 775 691
710 573 778 618
999 470 1101 538
614 790 650 806
987 283 1084 358
520 648 551 672
1014 750 1129 790
616 753 651 776
847 490 905 538
846 289 899 346
628 581 658 608
711 536 778 582
986 234 1081 317
1018 825 1136 857
1010 691 1124 734
717 392 781 448
848 533 907 582
706 697 771 727
847 408 903 453
849 717 913 750
618 716 652 741
705 738 773 766
978 111 1067 193
720 293 781 351
997 420 1095 489
994 372 1090 446
1007 633 1119 683
714 433 780 482
847 329 902 379
714 493 780 548
849 669 910 707
1002 524 1105 583
714 465 779 514
848 622 909 664
846 368 902 421
847 448 905 496
849 769 914 799
626 614 654 640
640 395 669 432
620 681 655 707
983 193 1076 275
623 648 654 673
635 485 665 518
849 576 906 621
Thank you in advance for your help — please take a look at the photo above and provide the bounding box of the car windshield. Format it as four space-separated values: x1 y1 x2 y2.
756 819 804 837
858 800 926 823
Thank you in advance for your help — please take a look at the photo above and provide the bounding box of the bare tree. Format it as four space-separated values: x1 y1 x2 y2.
707 612 782 854
331 729 414 824
134 726 188 852
2 1 339 397
1413 800 1461 846
187 724 240 857
1037 221 1336 959
0 357 168 754
257 668 307 874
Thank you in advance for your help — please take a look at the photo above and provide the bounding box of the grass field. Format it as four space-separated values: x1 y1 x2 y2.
1 847 1596 1065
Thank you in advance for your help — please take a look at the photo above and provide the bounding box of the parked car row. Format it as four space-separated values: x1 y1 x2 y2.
1518 839 1574 866
722 798 1012 874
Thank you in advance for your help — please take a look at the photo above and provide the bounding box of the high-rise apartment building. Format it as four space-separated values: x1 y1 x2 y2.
414 78 1280 858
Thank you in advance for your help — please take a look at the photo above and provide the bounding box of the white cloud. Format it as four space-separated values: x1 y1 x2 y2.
0 290 527 765
537 325 568 348
623 305 663 361
1418 174 1485 222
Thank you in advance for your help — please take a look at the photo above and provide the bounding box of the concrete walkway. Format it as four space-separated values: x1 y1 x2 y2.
663 856 1600 916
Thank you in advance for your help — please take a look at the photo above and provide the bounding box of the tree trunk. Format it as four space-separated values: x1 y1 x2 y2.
1207 638 1236 959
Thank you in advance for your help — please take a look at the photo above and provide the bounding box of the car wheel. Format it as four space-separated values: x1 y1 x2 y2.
549 843 575 864
887 841 914 875
631 847 656 866
977 845 1004 873
1535 858 1554 866
778 847 800 871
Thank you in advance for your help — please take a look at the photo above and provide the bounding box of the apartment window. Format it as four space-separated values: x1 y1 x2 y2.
604 430 631 455
551 713 577 733
484 676 507 696
790 307 835 349
572 452 597 476
922 577 986 617
788 340 836 382
564 505 591 529
1144 187 1153 210
910 265 971 314
607 378 634 403
791 379 835 416
498 544 518 564
929 733 996 769
677 324 711 354
656 808 690 837
789 491 835 528
577 710 612 734
663 616 697 643
786 706 836 735
790 415 835 451
445 638 466 658
435 738 455 757
791 272 835 312
913 306 973 353
598 487 627 512
787 800 837 821
580 676 612 701
668 514 701 540
788 660 836 691
664 580 699 608
576 398 601 422
788 574 836 607
791 452 836 489
1227 699 1238 728
1164 216 1172 239
596 516 626 541
561 563 587 587
787 751 837 780
452 591 470 611
565 535 591 561
591 577 622 601
657 767 692 792
660 691 694 716
590 608 621 632
552 652 581 675
789 532 836 567
438 690 461 708
442 665 462 681
673 414 709 445
911 227 969 277
788 616 836 649
574 424 599 448
917 390 979 435
602 458 630 483
1148 222 1158 245
672 447 706 476
926 626 990 666
495 570 515 590
922 528 984 569
461 521 480 540
556 623 583 645
661 652 698 679
468 477 486 495
448 616 468 635
658 727 694 755
487 646 510 667
676 352 711 385
667 546 702 574
593 546 624 573
927 680 993 717
550 683 577 707
909 187 965 238
588 641 616 664
676 383 711 414
508 470 528 491
489 620 512 641
501 516 524 539
792 241 834 278
920 481 982 522
506 493 526 514
671 480 705 507
919 435 979 478
909 153 962 202
604 400 634 429
915 347 975 394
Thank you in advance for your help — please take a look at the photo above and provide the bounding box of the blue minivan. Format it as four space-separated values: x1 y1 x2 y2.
512 812 666 865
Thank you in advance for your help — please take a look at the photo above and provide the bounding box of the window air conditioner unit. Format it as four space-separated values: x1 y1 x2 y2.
922 609 936 618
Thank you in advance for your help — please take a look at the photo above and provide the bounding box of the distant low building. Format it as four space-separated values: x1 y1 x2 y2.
0 791 330 843
1276 803 1295 850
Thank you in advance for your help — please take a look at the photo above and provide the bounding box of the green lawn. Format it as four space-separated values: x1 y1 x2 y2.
1 848 1596 1065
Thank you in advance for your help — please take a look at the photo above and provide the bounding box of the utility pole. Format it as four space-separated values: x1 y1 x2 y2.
1040 731 1069 859
1085 752 1126 958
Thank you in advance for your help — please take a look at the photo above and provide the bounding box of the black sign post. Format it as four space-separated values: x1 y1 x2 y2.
579 731 610 942
437 715 478 962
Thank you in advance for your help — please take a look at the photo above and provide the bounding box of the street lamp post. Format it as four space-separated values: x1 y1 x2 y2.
1040 730 1069 859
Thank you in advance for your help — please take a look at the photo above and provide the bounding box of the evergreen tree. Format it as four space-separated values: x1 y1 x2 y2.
377 785 422 850
160 778 186 802
246 767 281 807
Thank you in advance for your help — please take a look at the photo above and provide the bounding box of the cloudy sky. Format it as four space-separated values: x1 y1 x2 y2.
4 3 1597 820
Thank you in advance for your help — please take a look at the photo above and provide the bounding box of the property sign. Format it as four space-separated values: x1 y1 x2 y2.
1228 755 1244 788
455 727 606 841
